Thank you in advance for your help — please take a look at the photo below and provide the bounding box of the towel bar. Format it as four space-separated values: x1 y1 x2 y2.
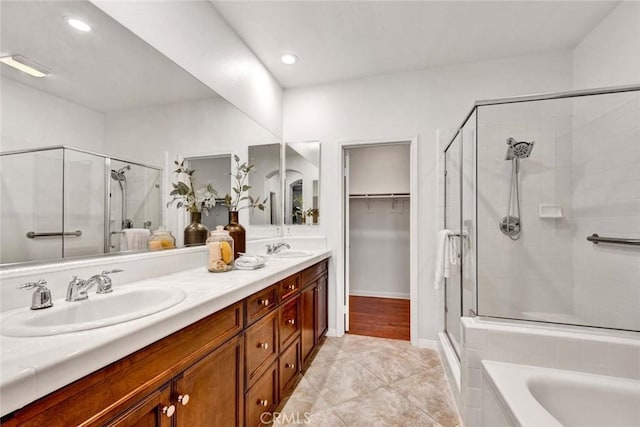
587 233 640 246
26 230 82 239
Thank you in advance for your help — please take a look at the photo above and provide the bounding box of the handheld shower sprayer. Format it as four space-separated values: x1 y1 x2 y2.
499 138 535 240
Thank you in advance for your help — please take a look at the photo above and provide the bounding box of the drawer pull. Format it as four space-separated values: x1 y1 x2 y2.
178 394 190 406
162 405 176 418
285 363 296 370
257 399 269 407
258 342 269 350
287 284 296 291
258 298 270 306
286 318 296 326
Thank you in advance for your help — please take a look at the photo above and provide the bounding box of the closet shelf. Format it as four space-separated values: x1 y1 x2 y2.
349 193 410 199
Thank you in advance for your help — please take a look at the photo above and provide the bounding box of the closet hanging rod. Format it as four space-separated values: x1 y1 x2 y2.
349 193 410 199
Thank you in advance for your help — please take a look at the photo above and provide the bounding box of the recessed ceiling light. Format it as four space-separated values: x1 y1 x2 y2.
67 18 91 32
280 54 298 65
0 55 49 78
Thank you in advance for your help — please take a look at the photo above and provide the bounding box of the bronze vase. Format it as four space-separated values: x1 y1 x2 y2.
184 212 209 246
224 211 245 259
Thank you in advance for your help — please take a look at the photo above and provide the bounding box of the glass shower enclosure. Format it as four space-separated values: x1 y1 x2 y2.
444 85 640 355
0 146 161 264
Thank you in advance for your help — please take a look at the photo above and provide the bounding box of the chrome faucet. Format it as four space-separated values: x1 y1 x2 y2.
18 279 53 310
266 242 290 255
65 269 123 302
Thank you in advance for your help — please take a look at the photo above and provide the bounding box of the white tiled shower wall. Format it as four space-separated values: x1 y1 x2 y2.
571 92 640 330
460 317 640 427
475 101 575 318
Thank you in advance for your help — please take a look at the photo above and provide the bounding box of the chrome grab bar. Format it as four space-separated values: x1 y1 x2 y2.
587 233 640 246
26 230 82 239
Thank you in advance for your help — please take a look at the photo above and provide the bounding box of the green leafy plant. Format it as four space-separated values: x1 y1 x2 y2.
167 160 218 215
223 155 267 212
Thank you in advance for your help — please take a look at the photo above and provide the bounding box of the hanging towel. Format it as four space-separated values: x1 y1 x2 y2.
121 228 151 251
434 229 454 290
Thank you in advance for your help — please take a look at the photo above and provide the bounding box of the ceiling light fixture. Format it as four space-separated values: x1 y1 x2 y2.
280 54 298 65
67 17 92 32
0 55 50 78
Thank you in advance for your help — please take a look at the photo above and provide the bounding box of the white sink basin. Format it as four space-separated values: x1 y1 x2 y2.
1 287 186 337
269 250 313 258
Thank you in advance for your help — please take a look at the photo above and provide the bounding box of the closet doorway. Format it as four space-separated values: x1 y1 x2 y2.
343 140 416 341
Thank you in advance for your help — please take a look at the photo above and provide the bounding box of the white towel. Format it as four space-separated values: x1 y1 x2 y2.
434 229 454 290
235 254 266 269
121 228 151 251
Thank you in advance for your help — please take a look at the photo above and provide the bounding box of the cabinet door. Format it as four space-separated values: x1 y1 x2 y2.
106 385 172 427
175 335 244 427
279 295 300 349
301 283 316 367
316 274 328 341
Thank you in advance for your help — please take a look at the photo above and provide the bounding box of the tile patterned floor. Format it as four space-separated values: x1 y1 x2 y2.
275 334 462 427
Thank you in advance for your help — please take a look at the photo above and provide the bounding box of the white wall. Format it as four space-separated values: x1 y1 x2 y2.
91 0 284 139
572 1 640 89
0 77 104 153
349 145 409 195
283 50 574 342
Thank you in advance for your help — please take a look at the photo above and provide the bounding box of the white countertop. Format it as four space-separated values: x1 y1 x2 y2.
0 250 331 417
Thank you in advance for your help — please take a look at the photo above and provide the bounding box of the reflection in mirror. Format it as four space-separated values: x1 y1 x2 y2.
185 155 232 231
285 142 320 225
248 144 282 227
1 0 281 267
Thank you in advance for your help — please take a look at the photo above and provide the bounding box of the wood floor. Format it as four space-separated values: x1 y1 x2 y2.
348 295 410 340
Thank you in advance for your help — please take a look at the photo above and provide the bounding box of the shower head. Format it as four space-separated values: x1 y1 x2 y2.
505 138 535 160
110 165 131 182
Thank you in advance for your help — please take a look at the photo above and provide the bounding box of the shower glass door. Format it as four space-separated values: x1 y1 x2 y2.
63 149 105 258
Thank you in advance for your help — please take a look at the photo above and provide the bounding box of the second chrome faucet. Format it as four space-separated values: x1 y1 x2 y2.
65 269 123 302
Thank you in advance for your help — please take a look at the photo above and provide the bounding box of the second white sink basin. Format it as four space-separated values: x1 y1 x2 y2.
269 250 313 258
1 286 186 337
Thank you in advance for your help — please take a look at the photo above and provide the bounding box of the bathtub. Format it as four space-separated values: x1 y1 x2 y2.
482 361 640 427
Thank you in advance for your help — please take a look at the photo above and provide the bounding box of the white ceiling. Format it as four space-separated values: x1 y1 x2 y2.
213 0 620 88
1 1 217 113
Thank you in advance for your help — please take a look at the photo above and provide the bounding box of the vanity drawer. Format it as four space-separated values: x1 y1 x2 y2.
301 260 328 287
245 360 278 427
246 285 278 325
279 295 300 348
278 274 300 302
245 310 278 388
279 339 301 398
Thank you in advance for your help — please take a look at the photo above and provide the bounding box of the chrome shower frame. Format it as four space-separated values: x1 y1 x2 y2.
0 145 161 256
442 83 640 347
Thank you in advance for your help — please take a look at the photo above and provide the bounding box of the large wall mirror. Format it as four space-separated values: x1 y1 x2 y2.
0 0 280 266
285 141 320 225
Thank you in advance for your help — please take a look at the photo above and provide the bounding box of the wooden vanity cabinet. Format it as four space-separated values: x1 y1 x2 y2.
300 261 329 370
106 335 243 427
1 259 329 427
106 385 173 427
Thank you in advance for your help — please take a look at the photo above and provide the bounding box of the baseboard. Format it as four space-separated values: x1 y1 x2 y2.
417 338 440 350
326 328 340 337
349 290 410 300
439 332 461 394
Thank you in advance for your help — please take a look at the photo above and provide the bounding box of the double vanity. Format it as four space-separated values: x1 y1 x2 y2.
0 250 330 426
